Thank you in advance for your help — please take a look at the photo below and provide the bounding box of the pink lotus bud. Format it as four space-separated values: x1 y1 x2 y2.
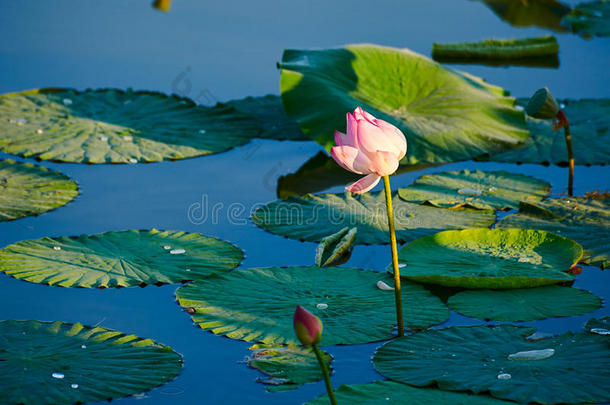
331 107 407 193
293 305 323 346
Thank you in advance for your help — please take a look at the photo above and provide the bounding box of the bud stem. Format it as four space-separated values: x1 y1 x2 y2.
312 343 337 405
382 175 405 337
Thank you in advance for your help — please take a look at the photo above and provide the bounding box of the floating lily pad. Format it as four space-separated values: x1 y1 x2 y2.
0 229 243 288
562 0 610 37
472 0 571 32
432 36 559 66
585 316 610 335
373 324 610 404
0 88 261 163
0 320 182 405
394 228 581 288
247 344 332 392
315 227 357 267
176 266 449 345
307 380 509 404
0 159 79 222
224 95 308 141
277 152 437 199
397 170 550 210
279 44 529 164
498 196 609 268
448 286 601 321
252 192 495 246
483 98 610 166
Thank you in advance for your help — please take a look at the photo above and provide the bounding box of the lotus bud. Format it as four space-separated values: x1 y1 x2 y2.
293 305 323 347
525 87 560 119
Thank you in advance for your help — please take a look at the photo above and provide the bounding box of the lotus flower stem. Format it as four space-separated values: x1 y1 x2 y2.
382 175 404 337
312 343 337 405
559 111 574 196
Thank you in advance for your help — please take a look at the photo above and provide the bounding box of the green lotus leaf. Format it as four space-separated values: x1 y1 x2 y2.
498 196 609 268
277 152 437 199
483 98 610 166
472 0 571 32
562 0 610 37
306 380 510 404
585 316 610 335
432 36 559 67
252 192 495 245
247 344 331 392
0 158 78 222
0 88 262 163
0 229 243 288
394 228 581 288
175 266 449 345
315 227 357 267
397 169 550 210
373 324 610 404
0 320 182 405
224 95 308 141
448 286 601 321
279 44 529 164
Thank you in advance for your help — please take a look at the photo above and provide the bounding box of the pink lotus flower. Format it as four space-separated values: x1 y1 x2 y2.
293 305 323 346
331 107 407 193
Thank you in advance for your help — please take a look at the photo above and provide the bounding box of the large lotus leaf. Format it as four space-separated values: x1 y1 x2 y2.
307 380 509 404
175 266 449 345
0 229 243 288
483 98 610 166
373 325 610 404
224 95 308 141
279 44 529 165
277 152 437 199
395 228 581 288
562 0 610 37
252 192 495 246
585 316 610 335
472 0 571 32
0 88 262 163
498 196 609 268
448 286 601 321
0 159 78 222
247 344 331 392
0 320 182 405
397 170 550 210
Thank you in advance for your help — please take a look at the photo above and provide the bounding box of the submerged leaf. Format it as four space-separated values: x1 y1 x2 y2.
247 344 331 392
0 229 243 288
0 159 79 222
315 227 357 266
373 324 610 404
0 320 182 405
397 170 550 210
279 44 528 164
394 228 582 288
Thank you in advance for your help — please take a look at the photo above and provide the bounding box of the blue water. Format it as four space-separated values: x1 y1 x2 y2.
0 1 609 404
